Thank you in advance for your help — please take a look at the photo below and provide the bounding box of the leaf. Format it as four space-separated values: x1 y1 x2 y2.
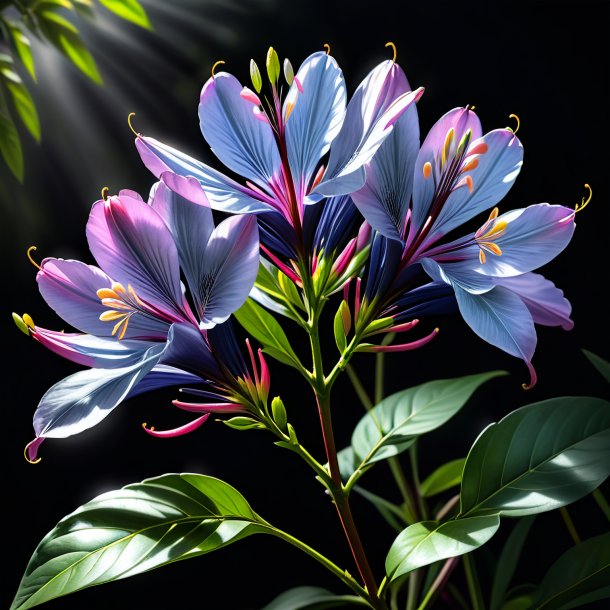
350 372 505 472
234 298 302 369
0 108 24 181
38 12 102 83
98 0 152 29
500 596 535 610
8 25 36 81
353 486 407 532
583 349 610 384
531 532 610 610
11 474 272 610
460 397 610 517
2 70 40 140
385 515 501 581
421 458 467 498
262 586 367 609
489 517 535 610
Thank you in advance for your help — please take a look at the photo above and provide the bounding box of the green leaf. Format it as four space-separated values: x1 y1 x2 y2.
262 586 367 609
421 458 467 498
500 596 534 610
336 446 361 482
8 25 36 81
353 486 407 532
490 517 535 610
97 0 151 29
2 71 40 140
11 474 271 610
350 372 505 471
222 416 264 430
583 349 610 384
234 298 302 369
532 532 610 609
0 108 24 181
39 12 102 83
385 515 501 581
460 397 610 517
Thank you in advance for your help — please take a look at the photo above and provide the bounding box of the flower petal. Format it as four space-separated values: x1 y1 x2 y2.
161 323 220 380
498 273 574 330
421 257 494 294
199 71 281 187
87 194 194 325
127 364 205 398
198 215 260 328
314 61 423 197
283 51 346 198
352 99 420 241
454 284 537 387
32 340 167 441
136 136 272 213
411 106 482 236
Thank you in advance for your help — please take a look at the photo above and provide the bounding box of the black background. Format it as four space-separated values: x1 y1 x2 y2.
2 1 609 608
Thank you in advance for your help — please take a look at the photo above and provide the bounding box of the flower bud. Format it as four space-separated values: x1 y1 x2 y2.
266 47 280 84
250 59 262 93
283 58 294 86
271 396 288 431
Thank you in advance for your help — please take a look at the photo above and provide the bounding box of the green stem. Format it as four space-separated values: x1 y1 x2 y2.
409 443 428 520
463 554 484 610
406 571 420 610
416 557 460 610
346 364 374 411
559 506 581 544
592 488 610 522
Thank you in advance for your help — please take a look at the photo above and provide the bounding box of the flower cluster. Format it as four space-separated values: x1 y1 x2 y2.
17 44 580 461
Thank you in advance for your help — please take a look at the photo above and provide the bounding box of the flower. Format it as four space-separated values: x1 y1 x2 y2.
351 106 577 385
133 46 423 269
17 182 261 461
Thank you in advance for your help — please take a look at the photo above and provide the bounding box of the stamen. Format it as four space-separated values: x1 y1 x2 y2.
465 175 474 193
27 246 41 270
479 249 486 264
462 158 479 172
323 43 331 55
240 87 261 106
575 183 592 213
385 41 397 63
23 313 35 329
101 186 109 201
97 288 120 300
24 438 43 464
12 313 30 336
467 142 489 156
127 112 139 136
311 164 326 189
211 60 225 78
112 282 126 293
284 101 296 121
507 113 520 134
142 414 210 438
442 128 455 166
422 161 432 179
100 311 126 321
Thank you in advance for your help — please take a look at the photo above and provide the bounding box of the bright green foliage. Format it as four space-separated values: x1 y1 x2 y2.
420 457 467 498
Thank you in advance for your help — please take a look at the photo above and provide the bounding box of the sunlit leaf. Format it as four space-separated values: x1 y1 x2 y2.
98 0 152 29
1 69 40 140
8 24 37 81
0 107 24 181
421 458 467 498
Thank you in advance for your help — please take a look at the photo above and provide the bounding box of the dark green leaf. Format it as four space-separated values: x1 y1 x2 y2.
421 458 467 498
2 69 40 140
500 596 534 610
353 486 407 532
351 372 505 470
583 349 610 384
98 0 151 29
262 586 367 609
460 397 610 517
234 298 302 369
11 474 271 610
0 108 24 181
490 517 535 610
532 532 610 610
385 515 501 581
8 25 36 81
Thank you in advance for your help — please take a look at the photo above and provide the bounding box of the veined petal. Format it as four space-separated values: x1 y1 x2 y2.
454 285 537 387
498 273 574 330
283 51 346 198
161 323 220 380
411 106 482 236
352 99 420 241
36 258 170 340
87 194 194 325
136 136 272 213
314 61 423 197
127 364 205 399
198 215 260 328
421 257 494 294
428 129 524 242
32 340 167 441
31 326 158 368
149 181 216 317
199 72 281 187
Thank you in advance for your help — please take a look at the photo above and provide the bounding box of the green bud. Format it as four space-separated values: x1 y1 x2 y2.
333 305 347 353
271 396 288 431
222 416 264 431
250 59 262 93
266 47 280 84
12 312 30 336
283 58 294 86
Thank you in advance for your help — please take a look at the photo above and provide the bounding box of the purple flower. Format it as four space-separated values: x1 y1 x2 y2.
133 46 423 264
351 106 577 385
18 183 261 461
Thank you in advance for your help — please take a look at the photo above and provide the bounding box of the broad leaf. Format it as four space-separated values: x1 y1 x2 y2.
490 517 535 610
353 486 408 532
421 458 467 498
351 372 505 470
234 298 302 369
583 349 610 384
460 397 610 517
385 515 501 581
98 0 152 29
8 25 36 81
532 532 610 610
2 69 40 140
0 108 23 180
11 474 271 610
262 586 366 609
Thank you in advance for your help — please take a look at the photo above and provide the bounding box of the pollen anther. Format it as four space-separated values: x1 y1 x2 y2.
422 161 432 179
385 41 397 63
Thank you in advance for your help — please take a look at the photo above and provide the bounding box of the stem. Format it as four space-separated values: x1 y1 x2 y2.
346 364 374 411
462 554 484 610
417 558 460 610
406 571 421 610
409 443 428 520
592 488 610 522
559 506 581 544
